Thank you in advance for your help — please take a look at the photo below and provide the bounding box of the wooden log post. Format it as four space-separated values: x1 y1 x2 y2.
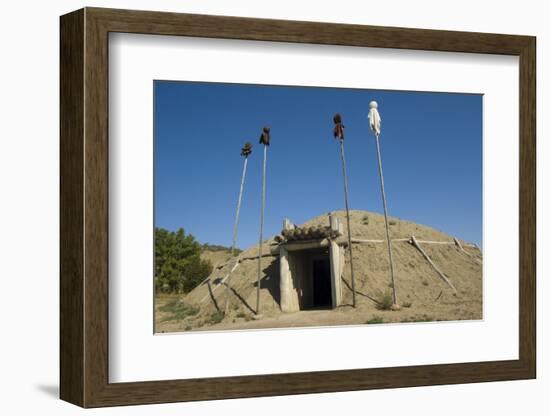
256 128 270 315
224 143 251 313
410 235 457 294
338 140 357 308
202 260 241 304
374 132 397 305
454 237 482 265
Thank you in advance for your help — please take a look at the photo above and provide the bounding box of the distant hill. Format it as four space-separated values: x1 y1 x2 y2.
200 243 240 270
201 243 241 253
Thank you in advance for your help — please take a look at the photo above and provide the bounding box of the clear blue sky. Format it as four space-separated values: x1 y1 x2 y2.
154 81 482 248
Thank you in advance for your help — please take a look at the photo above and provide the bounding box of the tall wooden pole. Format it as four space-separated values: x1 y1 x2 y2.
374 132 397 304
338 139 357 308
224 143 252 313
231 156 248 257
333 114 356 308
368 101 397 305
256 143 267 315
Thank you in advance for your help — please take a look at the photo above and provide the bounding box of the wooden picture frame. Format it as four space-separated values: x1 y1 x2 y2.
60 7 536 408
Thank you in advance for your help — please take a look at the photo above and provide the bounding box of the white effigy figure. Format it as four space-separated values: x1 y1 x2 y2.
368 100 382 136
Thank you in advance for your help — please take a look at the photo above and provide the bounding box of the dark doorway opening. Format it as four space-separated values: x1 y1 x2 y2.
312 257 332 308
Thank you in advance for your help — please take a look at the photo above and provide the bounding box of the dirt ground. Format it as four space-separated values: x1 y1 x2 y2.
155 210 482 333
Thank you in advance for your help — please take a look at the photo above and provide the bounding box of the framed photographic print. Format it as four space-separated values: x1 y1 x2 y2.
60 7 536 408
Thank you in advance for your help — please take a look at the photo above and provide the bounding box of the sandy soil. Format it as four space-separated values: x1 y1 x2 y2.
155 210 482 333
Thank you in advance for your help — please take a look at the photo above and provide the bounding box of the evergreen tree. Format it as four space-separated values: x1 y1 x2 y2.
154 228 213 293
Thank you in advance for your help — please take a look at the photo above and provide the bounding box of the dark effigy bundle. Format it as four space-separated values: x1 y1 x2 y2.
259 126 271 145
240 142 253 157
333 113 345 140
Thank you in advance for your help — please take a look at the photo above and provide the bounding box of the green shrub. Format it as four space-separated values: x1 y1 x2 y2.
208 311 225 325
159 299 199 322
366 316 384 324
376 292 394 310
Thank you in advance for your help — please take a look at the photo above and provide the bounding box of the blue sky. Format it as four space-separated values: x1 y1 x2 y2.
154 81 482 248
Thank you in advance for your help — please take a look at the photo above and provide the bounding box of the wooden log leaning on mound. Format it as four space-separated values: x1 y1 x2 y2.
216 252 277 270
203 249 276 303
201 250 279 305
454 237 482 265
350 237 478 247
409 235 458 295
200 259 241 304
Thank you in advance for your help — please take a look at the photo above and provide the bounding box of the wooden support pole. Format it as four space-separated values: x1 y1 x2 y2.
224 155 250 313
202 260 241 304
231 156 248 256
454 237 482 265
256 144 267 315
339 139 357 308
410 235 457 294
374 133 397 305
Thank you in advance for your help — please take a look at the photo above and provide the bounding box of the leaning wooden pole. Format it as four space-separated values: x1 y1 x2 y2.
368 101 397 305
333 114 356 308
231 146 251 256
410 236 457 294
224 142 252 313
256 127 271 315
374 133 397 304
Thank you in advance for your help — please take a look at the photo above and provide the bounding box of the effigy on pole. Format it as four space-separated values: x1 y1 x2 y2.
256 126 270 315
368 101 398 307
333 114 357 308
224 142 252 314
